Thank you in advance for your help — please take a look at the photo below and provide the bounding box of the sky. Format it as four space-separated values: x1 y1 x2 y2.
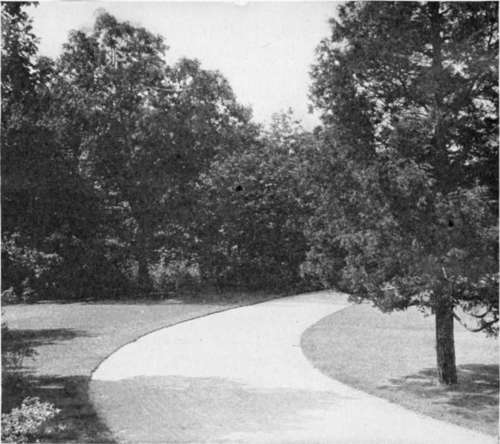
29 1 339 129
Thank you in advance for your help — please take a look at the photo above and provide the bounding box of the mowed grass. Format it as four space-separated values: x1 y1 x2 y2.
301 303 499 436
2 292 274 443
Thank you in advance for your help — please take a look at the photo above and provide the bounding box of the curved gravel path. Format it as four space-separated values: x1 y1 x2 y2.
90 291 494 443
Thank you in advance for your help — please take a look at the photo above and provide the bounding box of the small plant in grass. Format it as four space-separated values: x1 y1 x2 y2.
1 317 37 372
1 397 60 444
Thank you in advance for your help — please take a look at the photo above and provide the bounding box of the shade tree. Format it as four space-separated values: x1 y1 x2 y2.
195 111 318 291
57 12 254 292
1 3 113 301
308 1 498 384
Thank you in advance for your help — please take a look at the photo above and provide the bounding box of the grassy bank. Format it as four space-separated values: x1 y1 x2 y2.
301 303 499 436
2 291 275 443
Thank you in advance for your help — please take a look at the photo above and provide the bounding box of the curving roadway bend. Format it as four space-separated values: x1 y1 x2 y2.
90 291 494 444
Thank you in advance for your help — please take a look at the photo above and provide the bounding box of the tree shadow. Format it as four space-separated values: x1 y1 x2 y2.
3 371 115 443
78 290 278 306
2 328 91 347
2 328 92 374
379 364 498 429
90 375 352 443
2 327 113 443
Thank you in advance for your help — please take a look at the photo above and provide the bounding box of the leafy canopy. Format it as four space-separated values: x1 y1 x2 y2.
308 2 498 333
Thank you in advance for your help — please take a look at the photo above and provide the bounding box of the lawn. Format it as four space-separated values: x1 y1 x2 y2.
2 292 275 443
301 303 499 436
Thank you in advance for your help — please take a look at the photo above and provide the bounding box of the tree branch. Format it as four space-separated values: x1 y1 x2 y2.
468 304 493 319
453 309 498 332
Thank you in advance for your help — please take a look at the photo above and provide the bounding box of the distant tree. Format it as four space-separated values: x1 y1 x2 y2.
309 2 498 384
1 2 38 101
2 1 44 244
58 12 253 292
2 2 108 300
196 111 317 291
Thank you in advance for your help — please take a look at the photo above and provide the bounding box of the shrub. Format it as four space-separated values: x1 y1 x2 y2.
1 318 37 373
44 239 132 301
2 232 133 302
1 233 61 303
150 259 201 296
1 397 60 444
1 287 19 305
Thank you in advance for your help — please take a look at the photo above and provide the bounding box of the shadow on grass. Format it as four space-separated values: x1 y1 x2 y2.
3 371 115 443
3 328 91 347
76 289 281 306
90 375 349 443
2 327 114 443
380 364 498 430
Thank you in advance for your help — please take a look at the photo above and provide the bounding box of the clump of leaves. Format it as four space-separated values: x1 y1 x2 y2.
1 233 61 303
149 258 201 297
1 397 60 444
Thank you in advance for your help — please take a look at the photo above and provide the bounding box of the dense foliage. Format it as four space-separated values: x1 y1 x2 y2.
2 397 60 444
55 12 255 293
2 2 114 301
1 5 315 301
195 111 318 291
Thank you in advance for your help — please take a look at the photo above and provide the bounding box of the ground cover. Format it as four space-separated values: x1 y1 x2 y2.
301 303 499 436
2 291 275 443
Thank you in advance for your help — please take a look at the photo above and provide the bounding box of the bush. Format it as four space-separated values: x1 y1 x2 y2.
1 321 58 443
1 397 60 444
2 232 133 302
1 233 61 303
150 259 201 296
1 317 37 373
1 287 19 305
44 239 132 301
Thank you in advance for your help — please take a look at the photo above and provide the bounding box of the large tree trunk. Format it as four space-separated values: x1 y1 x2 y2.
430 2 458 385
435 298 457 385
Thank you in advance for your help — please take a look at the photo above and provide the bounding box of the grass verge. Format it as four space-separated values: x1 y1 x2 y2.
301 303 499 436
2 291 276 443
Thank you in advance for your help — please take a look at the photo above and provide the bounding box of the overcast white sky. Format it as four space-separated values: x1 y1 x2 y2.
29 2 339 129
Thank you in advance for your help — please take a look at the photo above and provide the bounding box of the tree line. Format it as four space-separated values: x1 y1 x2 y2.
2 2 498 385
2 4 312 299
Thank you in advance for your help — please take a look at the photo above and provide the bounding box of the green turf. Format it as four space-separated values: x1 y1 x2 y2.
301 303 499 436
2 292 274 443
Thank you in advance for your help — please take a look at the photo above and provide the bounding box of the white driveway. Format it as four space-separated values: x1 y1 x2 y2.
90 291 494 443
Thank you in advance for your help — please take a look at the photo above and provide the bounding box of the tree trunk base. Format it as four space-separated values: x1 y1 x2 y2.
435 299 457 385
